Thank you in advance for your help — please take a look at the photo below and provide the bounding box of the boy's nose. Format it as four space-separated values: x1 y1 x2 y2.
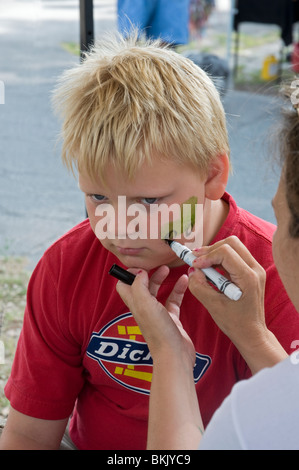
115 202 148 240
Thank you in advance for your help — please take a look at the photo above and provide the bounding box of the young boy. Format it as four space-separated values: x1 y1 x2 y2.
1 34 299 450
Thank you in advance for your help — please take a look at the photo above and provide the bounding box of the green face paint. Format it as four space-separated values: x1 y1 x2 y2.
160 196 198 240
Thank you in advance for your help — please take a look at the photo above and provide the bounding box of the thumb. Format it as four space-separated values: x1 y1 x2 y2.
116 269 148 308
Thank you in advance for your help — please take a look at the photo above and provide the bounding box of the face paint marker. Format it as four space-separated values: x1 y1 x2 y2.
165 239 242 301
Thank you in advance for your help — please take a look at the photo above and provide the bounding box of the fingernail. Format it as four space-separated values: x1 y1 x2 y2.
137 270 143 274
193 246 207 252
192 256 204 266
188 267 195 275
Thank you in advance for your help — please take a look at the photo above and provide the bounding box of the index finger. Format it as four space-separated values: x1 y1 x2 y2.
164 274 189 318
193 236 261 271
193 246 265 304
115 269 152 313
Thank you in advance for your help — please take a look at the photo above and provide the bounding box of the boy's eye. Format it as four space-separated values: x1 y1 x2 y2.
140 197 158 205
90 194 107 203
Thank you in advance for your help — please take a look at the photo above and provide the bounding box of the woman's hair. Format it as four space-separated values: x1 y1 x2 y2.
279 83 299 237
52 32 229 181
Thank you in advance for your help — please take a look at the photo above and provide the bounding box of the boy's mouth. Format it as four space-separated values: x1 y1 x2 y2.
116 246 145 256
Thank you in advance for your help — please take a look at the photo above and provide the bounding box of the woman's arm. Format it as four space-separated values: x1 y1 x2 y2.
117 266 203 449
116 237 288 449
188 236 287 374
148 352 202 449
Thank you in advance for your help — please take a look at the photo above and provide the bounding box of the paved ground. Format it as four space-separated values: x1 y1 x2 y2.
0 0 283 269
0 0 116 267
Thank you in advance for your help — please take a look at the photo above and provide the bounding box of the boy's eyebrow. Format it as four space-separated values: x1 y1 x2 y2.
77 181 102 193
78 180 172 198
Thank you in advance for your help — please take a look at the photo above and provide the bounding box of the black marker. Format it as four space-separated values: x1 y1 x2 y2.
109 264 136 285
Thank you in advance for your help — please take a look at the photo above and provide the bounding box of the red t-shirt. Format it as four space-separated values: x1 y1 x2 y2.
5 193 299 449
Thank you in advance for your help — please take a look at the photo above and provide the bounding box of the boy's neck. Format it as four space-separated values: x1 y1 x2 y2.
203 197 229 246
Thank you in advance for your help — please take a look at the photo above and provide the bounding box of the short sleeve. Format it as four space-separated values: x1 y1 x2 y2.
199 355 299 450
5 254 85 420
198 391 243 450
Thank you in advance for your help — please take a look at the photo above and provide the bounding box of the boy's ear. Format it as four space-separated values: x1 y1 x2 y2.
204 153 230 200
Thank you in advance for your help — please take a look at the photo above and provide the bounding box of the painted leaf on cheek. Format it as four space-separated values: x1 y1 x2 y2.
160 196 198 240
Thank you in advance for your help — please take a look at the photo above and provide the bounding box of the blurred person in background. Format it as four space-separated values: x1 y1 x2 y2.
117 0 190 46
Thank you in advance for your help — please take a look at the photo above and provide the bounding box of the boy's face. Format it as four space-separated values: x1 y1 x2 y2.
79 157 207 271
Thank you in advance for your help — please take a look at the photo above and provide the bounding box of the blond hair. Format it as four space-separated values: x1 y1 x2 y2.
52 32 229 180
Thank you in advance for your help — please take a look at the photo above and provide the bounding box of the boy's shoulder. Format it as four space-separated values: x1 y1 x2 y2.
221 192 276 240
42 219 106 273
217 193 276 263
46 218 96 254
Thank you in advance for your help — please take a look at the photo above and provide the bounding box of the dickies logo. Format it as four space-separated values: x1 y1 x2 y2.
86 313 211 395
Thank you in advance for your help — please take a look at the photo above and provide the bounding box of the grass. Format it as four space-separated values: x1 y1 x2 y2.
62 30 282 58
178 30 282 54
61 41 80 56
0 257 31 418
233 30 281 50
233 62 295 95
179 30 289 94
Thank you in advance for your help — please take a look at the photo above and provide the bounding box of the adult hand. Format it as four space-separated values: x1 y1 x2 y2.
116 265 203 449
188 235 287 373
116 265 195 366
